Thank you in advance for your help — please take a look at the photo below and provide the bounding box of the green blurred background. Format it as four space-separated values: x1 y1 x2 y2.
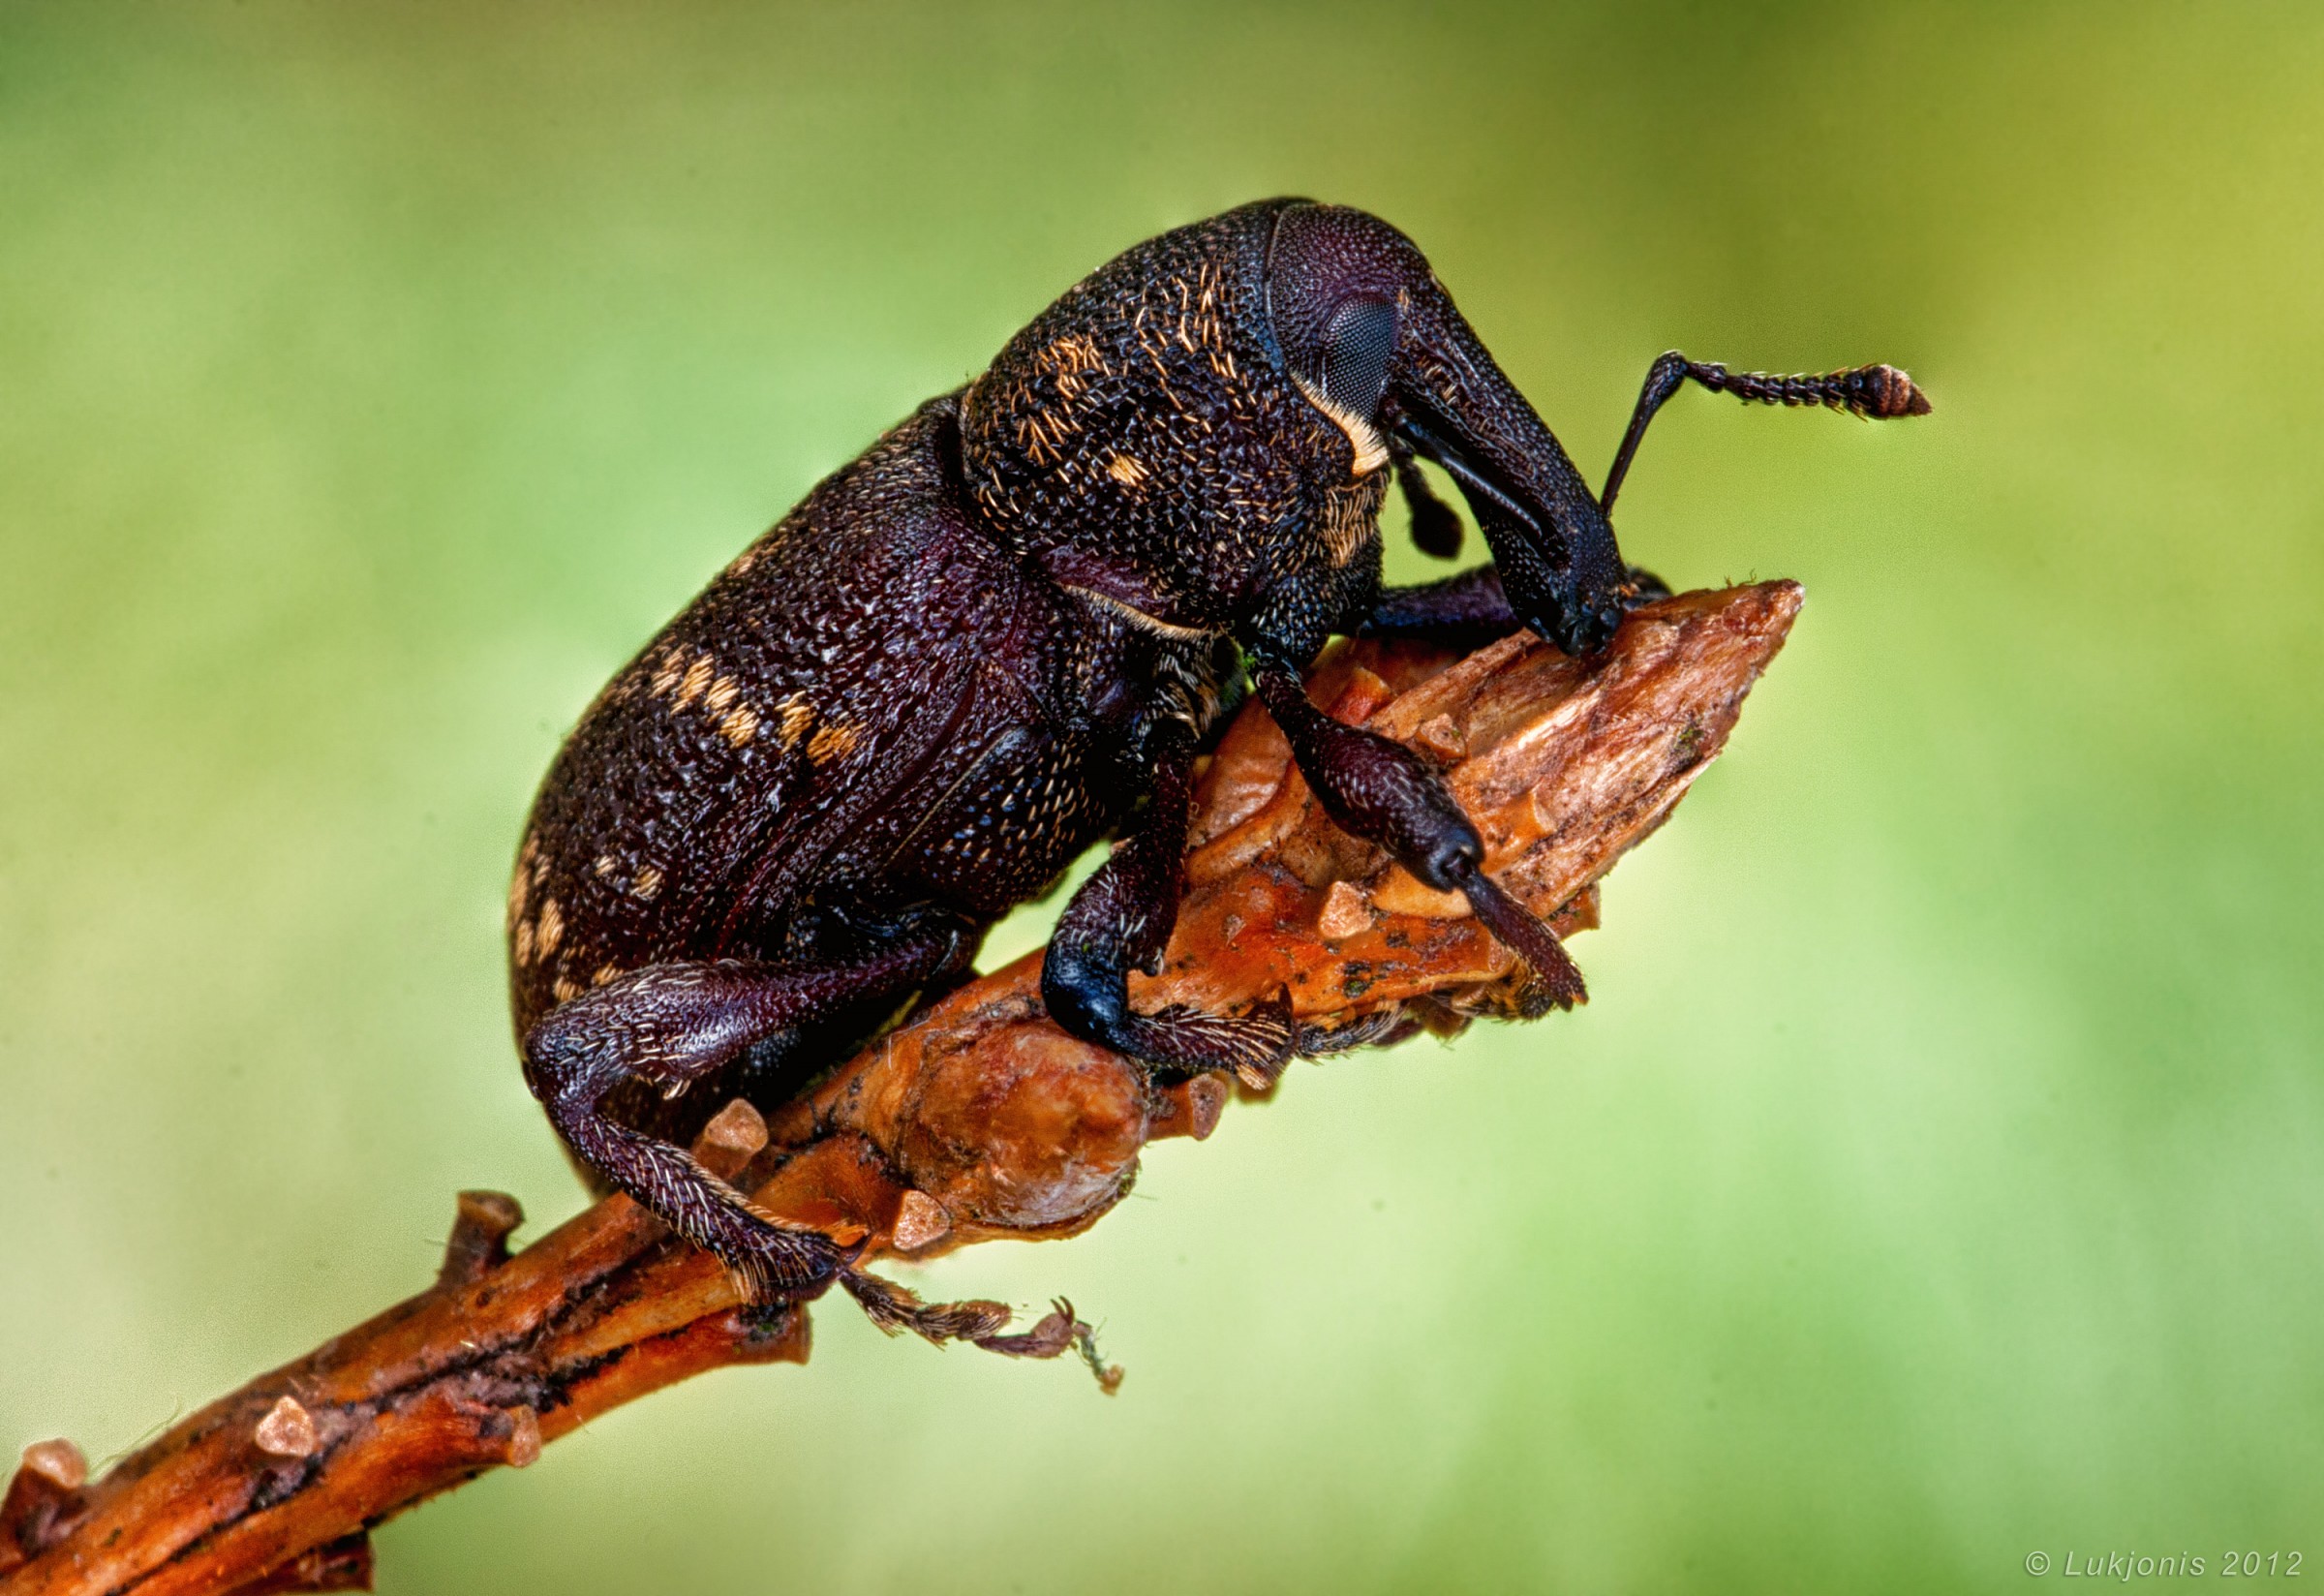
4 4 2319 1590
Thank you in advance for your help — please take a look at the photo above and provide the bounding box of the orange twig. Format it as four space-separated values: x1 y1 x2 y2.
1 582 1801 1596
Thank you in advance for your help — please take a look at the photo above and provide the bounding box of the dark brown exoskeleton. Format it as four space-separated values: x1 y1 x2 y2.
509 200 1928 1302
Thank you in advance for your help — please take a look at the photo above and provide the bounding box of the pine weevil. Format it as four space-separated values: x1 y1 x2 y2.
509 200 1928 1301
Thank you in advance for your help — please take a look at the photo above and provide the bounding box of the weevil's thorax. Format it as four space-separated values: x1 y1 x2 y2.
958 201 1390 640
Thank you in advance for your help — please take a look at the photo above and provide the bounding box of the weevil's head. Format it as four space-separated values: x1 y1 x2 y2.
960 200 1633 656
1261 201 1634 655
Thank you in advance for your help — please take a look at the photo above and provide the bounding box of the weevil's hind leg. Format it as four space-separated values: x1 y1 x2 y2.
523 935 957 1301
1042 722 1296 1087
1601 351 1931 514
1251 659 1585 1010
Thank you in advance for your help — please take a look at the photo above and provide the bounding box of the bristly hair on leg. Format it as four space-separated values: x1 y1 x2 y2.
840 1267 1011 1343
694 1186 852 1306
1295 1005 1421 1058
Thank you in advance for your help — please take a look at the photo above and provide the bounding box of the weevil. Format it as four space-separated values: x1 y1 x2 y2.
509 200 1928 1301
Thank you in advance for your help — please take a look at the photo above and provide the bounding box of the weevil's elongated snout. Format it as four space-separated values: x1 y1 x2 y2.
1384 289 1632 656
1265 203 1632 656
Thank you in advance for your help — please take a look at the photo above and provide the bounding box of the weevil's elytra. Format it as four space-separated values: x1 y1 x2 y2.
510 199 1928 1304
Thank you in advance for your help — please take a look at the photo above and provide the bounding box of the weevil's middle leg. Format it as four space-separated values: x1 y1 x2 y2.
1043 722 1296 1085
1363 565 1522 647
1250 657 1585 1009
1363 563 1669 649
523 934 957 1302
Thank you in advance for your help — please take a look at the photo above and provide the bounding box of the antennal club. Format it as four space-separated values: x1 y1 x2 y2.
1599 352 1932 514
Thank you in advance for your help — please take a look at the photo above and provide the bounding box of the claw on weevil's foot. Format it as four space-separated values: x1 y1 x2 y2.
835 1274 1123 1393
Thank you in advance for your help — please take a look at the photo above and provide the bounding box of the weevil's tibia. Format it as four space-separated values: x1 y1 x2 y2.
1600 352 1933 513
1250 658 1587 1010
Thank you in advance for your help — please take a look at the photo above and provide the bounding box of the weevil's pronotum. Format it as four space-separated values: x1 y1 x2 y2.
508 200 1928 1300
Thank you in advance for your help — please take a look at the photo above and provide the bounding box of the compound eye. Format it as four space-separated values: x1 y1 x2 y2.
1318 293 1397 415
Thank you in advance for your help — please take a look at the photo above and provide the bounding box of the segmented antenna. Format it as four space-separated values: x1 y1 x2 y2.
1600 352 1931 514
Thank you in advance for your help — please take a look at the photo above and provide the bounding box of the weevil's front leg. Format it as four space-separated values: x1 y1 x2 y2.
1042 723 1295 1084
1250 656 1586 1009
1364 563 1670 649
523 934 957 1301
1365 565 1521 647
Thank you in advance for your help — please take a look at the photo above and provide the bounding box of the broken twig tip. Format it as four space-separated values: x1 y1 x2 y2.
890 1189 952 1252
254 1396 320 1460
1184 1072 1228 1141
503 1406 541 1470
438 1189 524 1286
693 1096 770 1178
17 1439 85 1492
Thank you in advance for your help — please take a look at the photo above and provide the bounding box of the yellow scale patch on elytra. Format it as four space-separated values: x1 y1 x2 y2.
535 897 564 958
807 721 862 765
631 865 663 902
647 646 763 750
507 832 544 936
776 694 814 751
1105 452 1148 488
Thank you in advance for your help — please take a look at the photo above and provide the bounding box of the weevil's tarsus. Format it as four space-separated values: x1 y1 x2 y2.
1295 1006 1422 1058
841 1269 1014 1343
1449 860 1587 1010
842 1276 1125 1393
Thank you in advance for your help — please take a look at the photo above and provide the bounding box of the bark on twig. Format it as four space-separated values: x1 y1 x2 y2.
0 582 1802 1596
